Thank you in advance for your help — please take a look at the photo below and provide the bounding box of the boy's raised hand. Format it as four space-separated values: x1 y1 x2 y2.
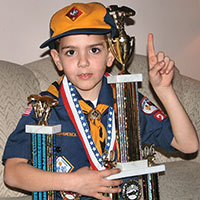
147 33 175 90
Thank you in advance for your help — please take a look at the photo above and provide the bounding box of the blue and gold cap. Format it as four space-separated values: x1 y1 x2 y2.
40 2 118 49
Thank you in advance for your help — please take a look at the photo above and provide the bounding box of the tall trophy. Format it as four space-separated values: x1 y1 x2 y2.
106 5 165 200
26 95 61 200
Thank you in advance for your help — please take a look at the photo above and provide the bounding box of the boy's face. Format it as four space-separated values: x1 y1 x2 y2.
51 34 115 100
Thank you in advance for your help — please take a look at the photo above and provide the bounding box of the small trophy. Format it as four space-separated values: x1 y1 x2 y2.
26 94 61 200
106 5 165 200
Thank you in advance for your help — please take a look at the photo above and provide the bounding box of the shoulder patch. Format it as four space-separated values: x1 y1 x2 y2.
153 110 167 121
140 97 158 115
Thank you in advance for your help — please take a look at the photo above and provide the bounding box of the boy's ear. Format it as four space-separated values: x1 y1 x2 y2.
50 49 63 71
106 50 115 67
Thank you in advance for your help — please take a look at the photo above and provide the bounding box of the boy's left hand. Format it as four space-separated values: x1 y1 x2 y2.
147 33 175 89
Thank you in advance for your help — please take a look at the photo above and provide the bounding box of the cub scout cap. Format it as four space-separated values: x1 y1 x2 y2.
40 2 118 49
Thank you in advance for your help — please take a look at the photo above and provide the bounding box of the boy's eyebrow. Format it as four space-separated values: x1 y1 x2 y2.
60 45 75 50
89 42 105 47
60 41 106 50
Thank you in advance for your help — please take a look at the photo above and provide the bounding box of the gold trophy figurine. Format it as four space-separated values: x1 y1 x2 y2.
106 5 165 200
107 5 135 74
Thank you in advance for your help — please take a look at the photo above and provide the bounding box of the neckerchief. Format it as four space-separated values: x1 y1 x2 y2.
79 100 108 156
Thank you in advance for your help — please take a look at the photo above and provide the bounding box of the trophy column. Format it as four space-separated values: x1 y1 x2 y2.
26 95 61 200
107 73 143 200
107 74 143 162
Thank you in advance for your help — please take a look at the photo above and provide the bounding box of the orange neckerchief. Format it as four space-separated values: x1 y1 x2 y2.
79 100 109 156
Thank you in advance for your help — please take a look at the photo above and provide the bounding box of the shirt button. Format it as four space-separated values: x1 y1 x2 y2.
56 146 62 153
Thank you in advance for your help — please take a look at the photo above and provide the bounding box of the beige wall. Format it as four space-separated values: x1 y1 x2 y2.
0 0 200 80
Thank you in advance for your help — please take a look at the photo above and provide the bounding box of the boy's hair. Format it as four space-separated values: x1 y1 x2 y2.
40 2 118 49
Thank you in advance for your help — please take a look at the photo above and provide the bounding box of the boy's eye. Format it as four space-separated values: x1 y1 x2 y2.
66 50 75 56
90 47 100 54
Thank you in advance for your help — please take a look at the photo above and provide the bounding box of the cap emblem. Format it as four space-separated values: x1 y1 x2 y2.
66 7 83 21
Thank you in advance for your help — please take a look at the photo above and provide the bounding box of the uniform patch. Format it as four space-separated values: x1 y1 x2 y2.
153 110 167 122
23 104 33 116
56 156 74 173
66 7 83 21
56 132 77 137
141 97 158 115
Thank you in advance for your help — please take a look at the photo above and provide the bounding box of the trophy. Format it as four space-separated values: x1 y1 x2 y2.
106 5 165 199
26 94 61 200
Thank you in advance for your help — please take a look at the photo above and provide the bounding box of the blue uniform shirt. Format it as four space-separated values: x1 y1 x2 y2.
2 76 175 199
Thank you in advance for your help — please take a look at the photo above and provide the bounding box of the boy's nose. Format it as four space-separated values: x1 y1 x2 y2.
78 53 89 68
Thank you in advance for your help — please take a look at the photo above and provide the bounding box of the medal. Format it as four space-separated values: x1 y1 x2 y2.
60 76 116 170
122 179 142 200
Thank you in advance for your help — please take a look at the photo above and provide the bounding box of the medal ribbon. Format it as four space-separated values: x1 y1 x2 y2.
60 76 116 170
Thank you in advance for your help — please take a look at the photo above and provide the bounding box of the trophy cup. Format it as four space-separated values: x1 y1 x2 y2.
106 5 165 200
26 94 61 200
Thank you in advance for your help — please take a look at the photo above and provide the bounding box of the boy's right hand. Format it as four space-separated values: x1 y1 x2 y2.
68 166 122 200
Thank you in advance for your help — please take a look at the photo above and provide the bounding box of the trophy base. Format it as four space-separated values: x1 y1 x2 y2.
107 160 165 180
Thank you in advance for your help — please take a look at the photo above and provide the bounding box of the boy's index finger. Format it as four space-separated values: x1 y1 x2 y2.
148 33 157 68
148 33 155 57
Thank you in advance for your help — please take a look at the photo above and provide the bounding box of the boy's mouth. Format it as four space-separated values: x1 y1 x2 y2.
78 73 93 79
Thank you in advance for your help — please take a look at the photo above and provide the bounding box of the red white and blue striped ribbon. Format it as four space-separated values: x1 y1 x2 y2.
60 75 116 170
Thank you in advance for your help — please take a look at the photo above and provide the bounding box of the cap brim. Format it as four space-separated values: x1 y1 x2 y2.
40 28 112 49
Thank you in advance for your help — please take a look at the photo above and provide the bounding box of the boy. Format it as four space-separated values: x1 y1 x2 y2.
2 2 198 200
